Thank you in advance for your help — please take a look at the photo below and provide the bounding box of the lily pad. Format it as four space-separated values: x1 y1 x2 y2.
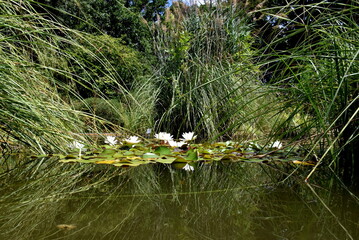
186 149 198 161
98 149 117 158
156 156 176 164
142 152 160 159
154 146 172 155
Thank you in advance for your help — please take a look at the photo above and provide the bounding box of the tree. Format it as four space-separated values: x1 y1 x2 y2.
125 0 168 21
34 0 154 53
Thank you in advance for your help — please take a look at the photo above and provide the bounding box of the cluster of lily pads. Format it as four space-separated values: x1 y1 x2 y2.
64 132 198 171
57 132 311 171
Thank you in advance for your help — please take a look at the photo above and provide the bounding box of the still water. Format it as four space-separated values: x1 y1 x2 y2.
0 160 358 240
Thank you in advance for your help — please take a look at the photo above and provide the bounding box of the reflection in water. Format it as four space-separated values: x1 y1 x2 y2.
0 160 358 239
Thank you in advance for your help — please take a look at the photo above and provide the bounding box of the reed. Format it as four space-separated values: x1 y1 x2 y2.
255 0 358 182
151 1 284 140
0 0 156 153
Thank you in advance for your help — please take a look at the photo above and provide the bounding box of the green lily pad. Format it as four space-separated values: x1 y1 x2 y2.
156 156 176 164
142 153 160 159
113 161 146 167
186 149 198 161
174 156 188 163
64 154 78 159
98 149 117 157
172 162 187 169
154 146 172 155
60 159 93 163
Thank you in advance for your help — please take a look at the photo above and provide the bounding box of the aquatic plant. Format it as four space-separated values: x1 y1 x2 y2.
68 141 85 150
124 136 141 144
180 132 197 142
154 132 174 142
168 140 186 147
105 136 118 146
271 141 282 149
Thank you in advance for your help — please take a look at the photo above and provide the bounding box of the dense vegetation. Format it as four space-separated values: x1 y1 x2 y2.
0 0 357 184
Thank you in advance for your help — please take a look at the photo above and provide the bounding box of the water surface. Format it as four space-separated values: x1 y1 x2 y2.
1 160 358 240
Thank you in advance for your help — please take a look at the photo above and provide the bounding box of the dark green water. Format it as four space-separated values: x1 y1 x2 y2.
0 160 358 240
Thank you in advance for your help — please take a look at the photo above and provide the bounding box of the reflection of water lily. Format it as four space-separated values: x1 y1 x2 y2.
124 136 141 144
168 140 185 147
155 132 173 142
183 163 194 171
271 141 283 149
68 141 84 149
105 136 118 146
180 132 197 142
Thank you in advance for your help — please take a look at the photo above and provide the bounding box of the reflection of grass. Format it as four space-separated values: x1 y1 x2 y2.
2 159 357 239
253 174 359 240
0 160 274 239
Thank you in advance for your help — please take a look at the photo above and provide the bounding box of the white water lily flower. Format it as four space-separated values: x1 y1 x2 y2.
124 136 141 144
183 163 194 171
168 140 186 147
271 140 283 149
247 141 261 151
180 132 197 142
105 136 118 146
68 141 85 149
68 141 85 159
154 132 173 142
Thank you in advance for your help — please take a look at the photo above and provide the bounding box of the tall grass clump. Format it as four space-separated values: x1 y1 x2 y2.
0 1 156 153
151 1 280 140
65 33 157 133
0 0 90 153
255 1 358 182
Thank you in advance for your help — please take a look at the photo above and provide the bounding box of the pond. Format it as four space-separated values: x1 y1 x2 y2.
0 158 358 240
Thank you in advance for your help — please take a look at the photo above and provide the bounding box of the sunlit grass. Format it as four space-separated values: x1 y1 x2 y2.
254 0 358 181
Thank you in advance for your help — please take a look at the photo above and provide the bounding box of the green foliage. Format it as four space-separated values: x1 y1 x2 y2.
124 0 168 21
0 1 91 153
256 1 359 181
0 1 155 153
34 0 153 53
151 2 276 140
74 95 155 133
65 34 151 98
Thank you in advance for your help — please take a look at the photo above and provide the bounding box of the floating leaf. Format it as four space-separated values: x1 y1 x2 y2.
60 159 94 163
126 156 141 160
123 151 134 156
113 152 125 158
154 146 172 155
172 162 187 169
156 156 176 164
142 153 160 159
64 154 77 159
220 154 236 161
186 149 198 161
174 156 189 163
113 161 146 167
96 160 119 164
293 160 315 166
98 149 117 158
